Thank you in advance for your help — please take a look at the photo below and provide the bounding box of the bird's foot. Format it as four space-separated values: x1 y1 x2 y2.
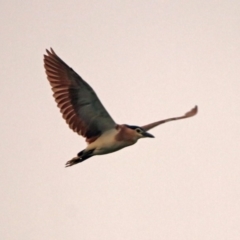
65 156 82 167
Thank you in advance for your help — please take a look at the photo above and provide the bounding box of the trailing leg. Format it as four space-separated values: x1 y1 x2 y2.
65 149 95 167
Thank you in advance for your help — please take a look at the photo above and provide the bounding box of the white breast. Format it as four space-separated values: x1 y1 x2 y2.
86 129 134 155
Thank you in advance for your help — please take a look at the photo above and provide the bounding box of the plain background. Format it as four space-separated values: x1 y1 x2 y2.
1 1 240 239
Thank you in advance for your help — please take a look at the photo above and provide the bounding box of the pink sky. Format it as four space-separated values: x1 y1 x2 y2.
1 1 240 239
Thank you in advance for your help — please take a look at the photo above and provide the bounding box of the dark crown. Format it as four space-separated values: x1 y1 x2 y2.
124 124 143 130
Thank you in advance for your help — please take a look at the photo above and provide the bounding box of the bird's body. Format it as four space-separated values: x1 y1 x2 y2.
66 125 145 166
44 48 198 167
86 125 137 154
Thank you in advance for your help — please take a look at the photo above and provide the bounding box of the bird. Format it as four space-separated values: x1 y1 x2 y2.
44 48 198 167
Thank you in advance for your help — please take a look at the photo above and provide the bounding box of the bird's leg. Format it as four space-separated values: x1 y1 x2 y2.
65 156 84 167
65 149 95 167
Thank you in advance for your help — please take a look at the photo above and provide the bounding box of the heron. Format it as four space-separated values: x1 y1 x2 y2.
44 48 198 167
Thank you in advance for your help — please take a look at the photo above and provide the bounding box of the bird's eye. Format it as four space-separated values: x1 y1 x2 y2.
136 128 142 133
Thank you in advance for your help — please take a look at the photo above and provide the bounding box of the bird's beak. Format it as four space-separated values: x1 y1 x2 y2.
142 131 154 138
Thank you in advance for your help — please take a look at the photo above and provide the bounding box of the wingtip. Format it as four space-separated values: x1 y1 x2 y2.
50 47 56 55
45 48 50 55
185 105 198 118
45 47 56 56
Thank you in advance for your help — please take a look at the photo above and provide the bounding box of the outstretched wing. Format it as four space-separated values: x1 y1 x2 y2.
44 48 116 140
141 106 198 131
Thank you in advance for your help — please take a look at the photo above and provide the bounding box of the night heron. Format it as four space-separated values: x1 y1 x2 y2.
44 48 198 167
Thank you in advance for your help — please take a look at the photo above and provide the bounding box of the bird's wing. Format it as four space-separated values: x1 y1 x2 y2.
141 106 198 131
44 48 116 139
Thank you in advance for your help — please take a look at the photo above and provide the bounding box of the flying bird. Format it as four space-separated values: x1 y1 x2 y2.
44 48 198 167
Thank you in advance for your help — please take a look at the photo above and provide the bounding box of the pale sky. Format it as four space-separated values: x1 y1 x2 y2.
1 1 240 239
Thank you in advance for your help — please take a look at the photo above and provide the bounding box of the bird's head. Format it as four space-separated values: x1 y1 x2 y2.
124 125 154 139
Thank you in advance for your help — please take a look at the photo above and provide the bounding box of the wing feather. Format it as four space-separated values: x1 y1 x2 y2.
44 48 116 139
141 106 198 131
